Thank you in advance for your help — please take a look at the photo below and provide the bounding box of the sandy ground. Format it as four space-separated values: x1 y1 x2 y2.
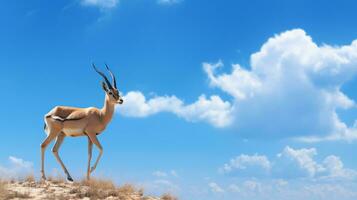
1 179 169 200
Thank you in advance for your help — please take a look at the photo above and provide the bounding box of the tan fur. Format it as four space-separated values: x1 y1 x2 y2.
41 71 123 182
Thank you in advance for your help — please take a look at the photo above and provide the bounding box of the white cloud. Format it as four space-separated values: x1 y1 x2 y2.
117 29 357 141
322 155 357 180
157 0 182 5
204 61 262 100
275 146 357 180
148 170 180 195
170 170 179 177
220 146 357 180
205 29 357 141
209 182 225 193
0 156 33 179
153 170 167 177
118 91 233 127
144 179 180 195
213 149 357 200
275 146 324 178
8 156 33 169
81 0 118 9
219 154 271 177
217 179 357 200
228 184 240 193
243 180 262 192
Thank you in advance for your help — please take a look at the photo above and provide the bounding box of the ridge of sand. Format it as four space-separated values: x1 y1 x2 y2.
1 179 175 200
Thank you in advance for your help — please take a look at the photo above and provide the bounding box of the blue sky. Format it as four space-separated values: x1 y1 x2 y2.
2 0 357 199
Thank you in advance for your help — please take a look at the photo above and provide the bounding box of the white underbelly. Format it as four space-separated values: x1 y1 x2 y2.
63 128 84 137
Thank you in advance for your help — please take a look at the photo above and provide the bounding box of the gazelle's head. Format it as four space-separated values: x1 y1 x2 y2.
93 63 124 105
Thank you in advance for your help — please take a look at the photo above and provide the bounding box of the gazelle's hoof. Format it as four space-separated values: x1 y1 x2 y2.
67 177 74 183
90 166 96 173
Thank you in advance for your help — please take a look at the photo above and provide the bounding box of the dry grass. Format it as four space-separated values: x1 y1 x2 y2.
24 175 35 183
46 175 66 184
5 191 31 199
45 194 67 200
0 180 31 199
73 178 144 200
0 180 8 199
1 176 177 200
161 193 178 200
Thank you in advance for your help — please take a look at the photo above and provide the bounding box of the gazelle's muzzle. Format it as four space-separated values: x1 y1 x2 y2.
117 99 124 104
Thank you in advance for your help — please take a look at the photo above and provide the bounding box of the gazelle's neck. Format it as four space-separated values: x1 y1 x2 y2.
101 94 115 125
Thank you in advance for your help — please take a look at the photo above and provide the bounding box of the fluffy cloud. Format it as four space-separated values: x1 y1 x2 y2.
153 170 168 177
215 147 357 199
157 0 182 5
142 179 180 197
219 154 271 177
81 0 118 9
210 179 357 200
117 29 357 141
152 170 178 178
118 91 233 127
0 156 33 179
204 29 357 141
220 146 356 180
204 61 262 100
322 155 357 180
275 146 325 178
209 182 225 193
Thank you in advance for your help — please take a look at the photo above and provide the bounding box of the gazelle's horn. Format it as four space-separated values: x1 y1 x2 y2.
92 63 113 89
105 63 117 88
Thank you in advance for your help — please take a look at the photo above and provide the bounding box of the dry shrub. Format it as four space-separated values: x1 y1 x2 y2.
5 191 31 199
117 184 136 195
0 181 31 200
76 178 117 199
0 180 8 199
161 193 178 200
24 175 35 182
47 175 66 184
1 176 176 200
46 194 67 200
81 178 116 190
71 178 143 200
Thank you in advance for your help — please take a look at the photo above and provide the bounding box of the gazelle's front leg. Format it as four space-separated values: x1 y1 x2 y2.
87 136 93 180
87 133 103 174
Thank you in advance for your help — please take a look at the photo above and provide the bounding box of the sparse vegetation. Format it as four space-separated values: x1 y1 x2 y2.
45 194 67 200
0 180 8 199
5 191 32 199
0 177 177 200
24 175 35 183
161 193 178 200
0 180 32 199
75 178 144 199
46 175 66 184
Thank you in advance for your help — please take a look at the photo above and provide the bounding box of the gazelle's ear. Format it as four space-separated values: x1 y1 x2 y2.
101 81 109 92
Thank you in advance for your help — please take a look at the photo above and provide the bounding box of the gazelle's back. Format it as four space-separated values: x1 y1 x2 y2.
45 106 99 137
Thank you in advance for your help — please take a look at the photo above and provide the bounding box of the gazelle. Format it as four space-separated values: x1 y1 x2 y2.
41 64 124 182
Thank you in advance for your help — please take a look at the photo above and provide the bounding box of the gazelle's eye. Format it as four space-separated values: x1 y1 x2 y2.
108 91 113 95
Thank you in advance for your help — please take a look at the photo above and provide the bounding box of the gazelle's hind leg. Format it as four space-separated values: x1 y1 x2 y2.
52 132 73 182
41 128 60 181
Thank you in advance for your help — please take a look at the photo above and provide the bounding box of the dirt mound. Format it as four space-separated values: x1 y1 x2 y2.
0 177 176 200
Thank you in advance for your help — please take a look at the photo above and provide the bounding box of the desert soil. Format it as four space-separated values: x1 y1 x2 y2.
1 179 165 200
